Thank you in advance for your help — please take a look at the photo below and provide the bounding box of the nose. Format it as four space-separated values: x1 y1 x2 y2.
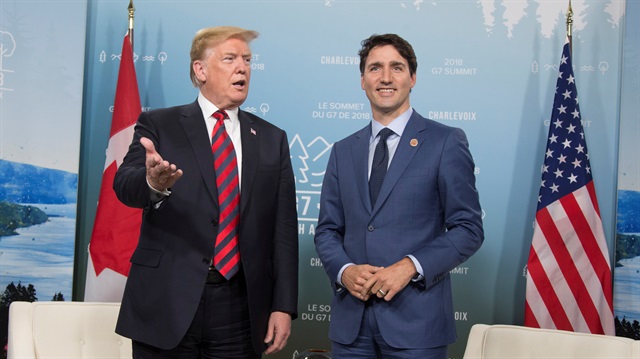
236 58 249 73
380 67 391 83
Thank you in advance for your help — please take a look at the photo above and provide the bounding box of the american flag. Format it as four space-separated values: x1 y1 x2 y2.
524 38 614 335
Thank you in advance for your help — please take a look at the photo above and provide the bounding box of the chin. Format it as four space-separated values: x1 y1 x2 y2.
231 96 248 106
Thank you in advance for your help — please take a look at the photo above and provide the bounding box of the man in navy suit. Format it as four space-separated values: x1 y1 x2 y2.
114 26 298 358
314 33 484 358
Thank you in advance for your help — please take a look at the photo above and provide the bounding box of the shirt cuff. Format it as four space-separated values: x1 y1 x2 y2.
406 254 424 281
337 263 355 287
147 178 171 207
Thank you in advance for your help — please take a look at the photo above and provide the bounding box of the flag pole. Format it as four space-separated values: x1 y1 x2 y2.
128 0 135 50
566 0 573 54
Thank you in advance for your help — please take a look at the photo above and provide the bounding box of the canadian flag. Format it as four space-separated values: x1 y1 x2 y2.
85 32 141 302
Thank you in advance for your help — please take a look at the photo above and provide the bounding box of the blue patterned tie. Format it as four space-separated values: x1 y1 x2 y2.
369 128 394 207
211 110 240 279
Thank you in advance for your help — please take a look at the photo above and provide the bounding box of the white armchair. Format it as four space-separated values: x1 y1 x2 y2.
7 301 132 359
463 324 640 359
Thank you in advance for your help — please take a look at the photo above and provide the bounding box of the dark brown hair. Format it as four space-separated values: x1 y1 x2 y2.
358 34 417 76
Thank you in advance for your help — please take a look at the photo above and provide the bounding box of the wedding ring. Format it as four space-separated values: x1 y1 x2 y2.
378 289 386 296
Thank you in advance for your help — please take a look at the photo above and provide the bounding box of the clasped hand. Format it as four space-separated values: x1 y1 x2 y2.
341 257 416 302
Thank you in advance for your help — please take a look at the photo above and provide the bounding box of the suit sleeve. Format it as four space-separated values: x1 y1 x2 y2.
271 131 300 318
314 145 351 291
412 128 484 288
113 111 156 209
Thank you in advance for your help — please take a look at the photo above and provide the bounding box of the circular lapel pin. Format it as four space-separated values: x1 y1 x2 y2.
410 139 418 147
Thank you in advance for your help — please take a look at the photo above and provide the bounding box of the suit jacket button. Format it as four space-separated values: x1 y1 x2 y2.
367 225 374 232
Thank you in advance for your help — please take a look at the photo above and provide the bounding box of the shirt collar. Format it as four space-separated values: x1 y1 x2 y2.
197 92 239 122
371 107 413 140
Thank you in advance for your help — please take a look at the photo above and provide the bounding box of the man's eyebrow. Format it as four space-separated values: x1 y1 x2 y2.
390 61 407 67
367 60 407 68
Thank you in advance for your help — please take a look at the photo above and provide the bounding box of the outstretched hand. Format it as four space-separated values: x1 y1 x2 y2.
141 137 183 191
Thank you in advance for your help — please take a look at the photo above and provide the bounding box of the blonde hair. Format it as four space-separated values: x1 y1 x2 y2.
190 26 259 87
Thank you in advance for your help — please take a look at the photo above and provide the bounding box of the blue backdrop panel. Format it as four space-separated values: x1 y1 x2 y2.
613 0 640 336
1 0 87 353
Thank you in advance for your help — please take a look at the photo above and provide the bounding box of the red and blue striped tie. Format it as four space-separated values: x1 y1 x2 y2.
211 110 240 279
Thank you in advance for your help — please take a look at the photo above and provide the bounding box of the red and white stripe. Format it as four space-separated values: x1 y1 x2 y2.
525 181 614 335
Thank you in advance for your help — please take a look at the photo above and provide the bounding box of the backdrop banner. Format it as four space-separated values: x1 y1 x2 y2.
0 0 88 354
79 1 628 358
613 0 640 340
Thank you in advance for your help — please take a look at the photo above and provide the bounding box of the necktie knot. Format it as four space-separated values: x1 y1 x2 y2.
213 110 228 123
378 128 394 141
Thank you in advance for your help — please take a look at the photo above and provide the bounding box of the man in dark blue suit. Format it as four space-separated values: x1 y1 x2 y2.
314 33 484 358
114 26 298 358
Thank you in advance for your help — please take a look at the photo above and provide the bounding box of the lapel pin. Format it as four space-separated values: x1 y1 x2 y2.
410 139 418 147
251 128 257 135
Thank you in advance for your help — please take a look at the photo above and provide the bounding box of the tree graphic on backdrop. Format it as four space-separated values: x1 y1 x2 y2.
1 282 37 358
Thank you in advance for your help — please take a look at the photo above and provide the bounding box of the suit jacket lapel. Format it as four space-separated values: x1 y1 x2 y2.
351 125 373 212
372 112 428 213
238 110 258 214
180 101 218 204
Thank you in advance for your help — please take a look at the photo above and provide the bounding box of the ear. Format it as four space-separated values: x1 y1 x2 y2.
193 60 207 83
410 72 416 88
361 74 365 90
